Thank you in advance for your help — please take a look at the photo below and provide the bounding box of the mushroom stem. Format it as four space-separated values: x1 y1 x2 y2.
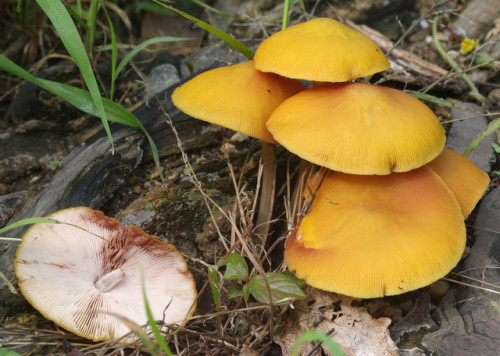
255 142 276 239
95 269 125 293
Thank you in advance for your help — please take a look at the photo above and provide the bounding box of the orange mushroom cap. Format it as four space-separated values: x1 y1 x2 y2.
266 82 446 175
285 167 465 298
171 60 305 143
253 17 390 82
427 148 490 219
15 207 197 341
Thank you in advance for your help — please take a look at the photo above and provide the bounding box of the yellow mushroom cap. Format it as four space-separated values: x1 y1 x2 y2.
285 167 465 298
171 60 305 143
266 82 446 175
253 18 390 82
15 207 197 341
427 148 490 219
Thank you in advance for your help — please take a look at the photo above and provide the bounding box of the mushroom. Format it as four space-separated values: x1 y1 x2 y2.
171 60 305 144
266 82 446 175
253 17 390 82
427 148 490 219
172 60 305 236
285 166 465 298
15 207 197 341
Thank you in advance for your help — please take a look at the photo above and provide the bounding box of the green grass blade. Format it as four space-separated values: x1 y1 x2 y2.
0 347 23 356
113 36 192 81
292 330 345 356
101 3 118 100
0 217 57 235
410 91 453 108
282 0 290 30
85 0 99 53
463 117 500 157
0 55 164 182
36 0 114 152
154 1 254 60
142 280 174 356
188 0 229 17
0 271 17 294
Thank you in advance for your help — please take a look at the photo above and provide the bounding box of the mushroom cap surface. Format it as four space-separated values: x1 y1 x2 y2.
171 60 305 143
253 17 390 82
266 82 446 175
428 148 490 219
285 167 465 298
15 207 197 341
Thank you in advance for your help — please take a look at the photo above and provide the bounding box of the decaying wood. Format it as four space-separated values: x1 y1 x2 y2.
346 19 464 92
390 292 437 346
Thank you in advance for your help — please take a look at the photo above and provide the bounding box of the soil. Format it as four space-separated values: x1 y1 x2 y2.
0 0 499 355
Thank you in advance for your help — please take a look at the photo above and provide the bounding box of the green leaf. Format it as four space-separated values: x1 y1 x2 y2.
242 283 250 302
222 253 249 281
207 265 220 307
492 142 500 154
0 348 23 356
291 330 346 356
36 0 113 151
248 272 306 304
281 270 307 288
0 55 164 182
227 283 245 300
154 1 254 60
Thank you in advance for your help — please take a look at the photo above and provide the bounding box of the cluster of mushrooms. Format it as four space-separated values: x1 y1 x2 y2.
172 18 490 298
13 17 490 343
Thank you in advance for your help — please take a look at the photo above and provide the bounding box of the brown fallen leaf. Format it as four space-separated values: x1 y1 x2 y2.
275 287 398 356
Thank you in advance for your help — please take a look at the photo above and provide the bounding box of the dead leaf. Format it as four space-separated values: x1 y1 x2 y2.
275 287 398 356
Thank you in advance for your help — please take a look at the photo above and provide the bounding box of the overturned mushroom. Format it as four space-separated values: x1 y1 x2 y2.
15 207 197 341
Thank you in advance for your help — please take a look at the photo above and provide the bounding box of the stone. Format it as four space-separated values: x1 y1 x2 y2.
144 63 181 101
445 102 495 173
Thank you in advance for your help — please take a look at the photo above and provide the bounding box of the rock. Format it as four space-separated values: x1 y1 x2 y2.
179 44 247 78
144 64 181 101
445 102 495 173
5 61 81 126
120 209 156 228
451 0 500 43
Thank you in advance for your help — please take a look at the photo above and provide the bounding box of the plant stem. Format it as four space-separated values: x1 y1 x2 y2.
463 116 500 157
282 0 290 30
255 142 276 239
432 16 485 102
